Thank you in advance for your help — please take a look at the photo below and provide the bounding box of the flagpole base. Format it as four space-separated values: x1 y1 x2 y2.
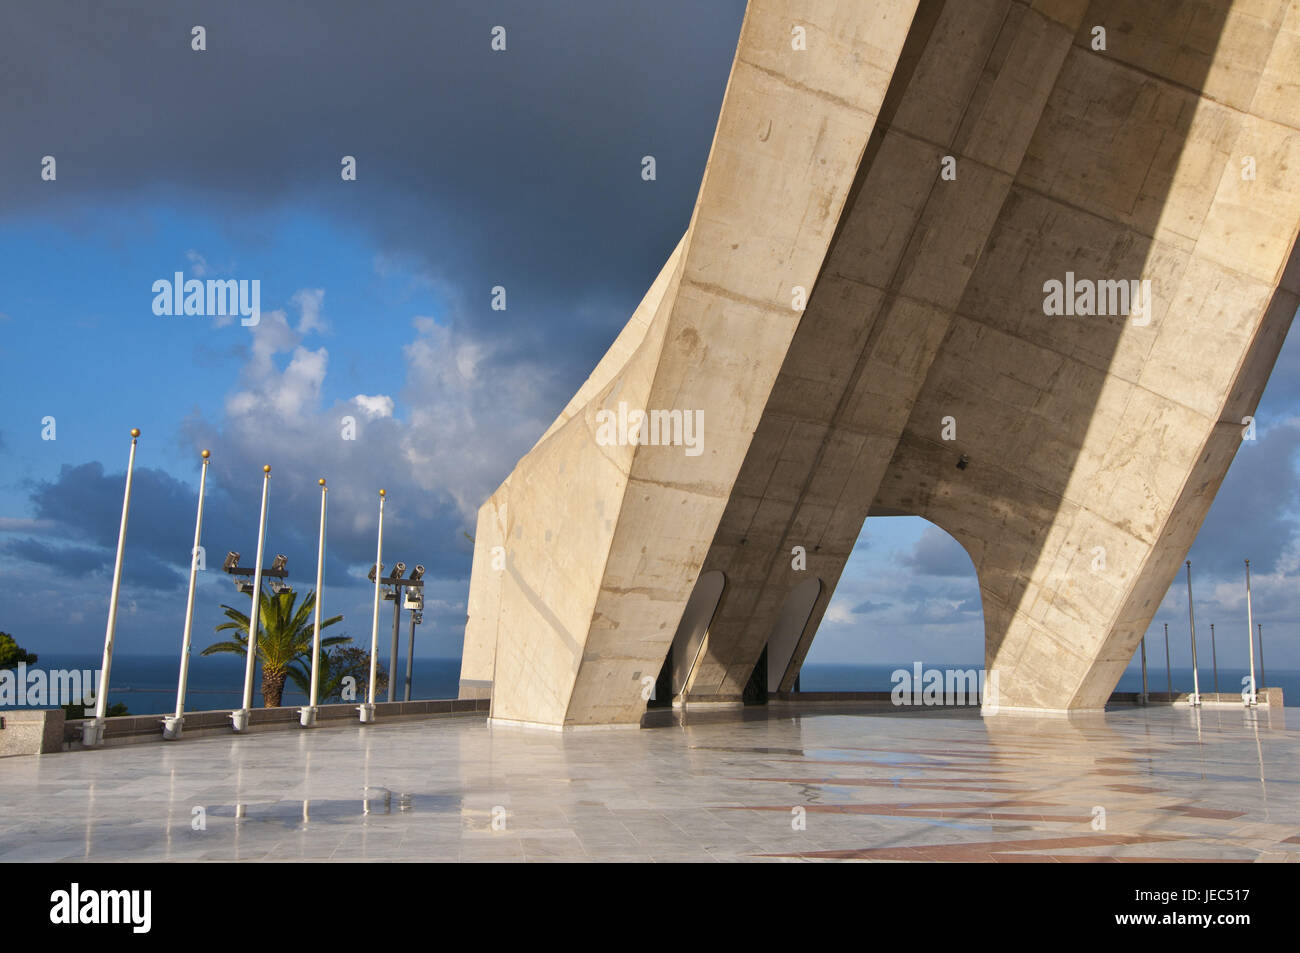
230 708 251 732
161 715 184 740
299 706 318 728
358 703 376 723
81 719 105 747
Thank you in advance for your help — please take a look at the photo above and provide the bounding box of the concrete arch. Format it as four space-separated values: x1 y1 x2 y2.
461 0 1300 727
668 570 726 697
765 577 822 693
777 517 983 691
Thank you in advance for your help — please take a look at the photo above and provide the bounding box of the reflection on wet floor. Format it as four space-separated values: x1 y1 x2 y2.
0 703 1295 862
207 790 463 829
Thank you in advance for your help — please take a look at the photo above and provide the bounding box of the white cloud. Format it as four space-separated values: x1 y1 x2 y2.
293 288 326 335
193 297 559 561
352 394 394 419
224 309 323 420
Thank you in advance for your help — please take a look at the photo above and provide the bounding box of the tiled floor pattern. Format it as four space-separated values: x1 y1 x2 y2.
0 704 1295 862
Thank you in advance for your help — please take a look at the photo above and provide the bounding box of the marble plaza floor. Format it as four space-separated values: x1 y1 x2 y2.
1 703 1297 862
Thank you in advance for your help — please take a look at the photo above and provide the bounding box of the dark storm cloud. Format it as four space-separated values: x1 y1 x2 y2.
28 461 206 560
0 0 747 637
1187 419 1300 577
2 537 113 576
0 0 746 374
850 600 890 614
902 526 977 578
18 453 470 593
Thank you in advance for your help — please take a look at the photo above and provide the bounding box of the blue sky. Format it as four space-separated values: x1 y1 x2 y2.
2 0 1298 681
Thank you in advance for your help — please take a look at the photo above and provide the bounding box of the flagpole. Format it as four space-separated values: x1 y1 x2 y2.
1209 623 1219 696
301 478 328 727
1139 635 1148 705
1245 559 1257 707
1185 561 1201 706
164 449 210 740
360 489 385 723
232 466 271 732
1163 622 1172 699
83 427 140 747
1257 623 1267 692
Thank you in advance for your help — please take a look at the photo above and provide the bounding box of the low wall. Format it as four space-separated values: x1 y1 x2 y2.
0 709 65 757
61 697 489 749
768 687 1285 708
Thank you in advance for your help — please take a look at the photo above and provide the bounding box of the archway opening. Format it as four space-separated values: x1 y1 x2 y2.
652 569 726 708
795 516 984 692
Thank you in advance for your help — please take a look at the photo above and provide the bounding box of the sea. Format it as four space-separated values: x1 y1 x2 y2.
4 655 1296 715
799 662 1300 702
8 653 464 715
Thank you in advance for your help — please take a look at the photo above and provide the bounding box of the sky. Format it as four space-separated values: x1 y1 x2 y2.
1 1 1297 680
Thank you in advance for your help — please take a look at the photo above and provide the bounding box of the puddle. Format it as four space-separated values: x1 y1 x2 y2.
206 788 462 829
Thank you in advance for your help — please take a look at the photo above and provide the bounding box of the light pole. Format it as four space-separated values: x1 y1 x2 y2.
403 567 425 701
83 427 140 748
164 448 210 740
232 466 272 733
300 478 328 728
380 563 426 702
361 489 385 723
385 562 408 704
1185 561 1201 706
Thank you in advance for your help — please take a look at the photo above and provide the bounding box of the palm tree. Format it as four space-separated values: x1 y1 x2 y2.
287 645 387 704
204 589 346 707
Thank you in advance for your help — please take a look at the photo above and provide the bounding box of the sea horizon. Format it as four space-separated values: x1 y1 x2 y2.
5 653 1295 716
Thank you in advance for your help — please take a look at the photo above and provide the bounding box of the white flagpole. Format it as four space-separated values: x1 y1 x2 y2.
361 489 385 723
1185 561 1201 706
83 427 140 747
232 465 271 732
301 478 328 727
164 449 210 740
1245 559 1257 707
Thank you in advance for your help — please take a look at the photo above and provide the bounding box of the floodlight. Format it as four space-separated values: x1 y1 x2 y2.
270 553 288 572
409 565 425 582
224 552 240 571
368 563 381 583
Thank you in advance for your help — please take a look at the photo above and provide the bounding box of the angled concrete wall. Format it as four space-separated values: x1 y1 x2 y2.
462 0 1300 726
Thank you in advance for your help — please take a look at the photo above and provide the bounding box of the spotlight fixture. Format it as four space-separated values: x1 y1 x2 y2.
270 553 288 573
224 552 240 571
368 563 381 583
408 565 425 582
